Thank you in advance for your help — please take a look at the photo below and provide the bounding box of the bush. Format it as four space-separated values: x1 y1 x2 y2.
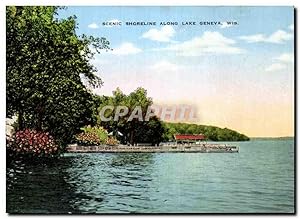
105 137 119 146
7 129 59 157
81 126 108 142
75 125 108 145
75 132 102 146
75 126 119 146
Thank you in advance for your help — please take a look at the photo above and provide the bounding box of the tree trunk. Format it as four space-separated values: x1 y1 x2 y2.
130 130 134 146
36 113 42 131
36 105 44 131
18 110 23 130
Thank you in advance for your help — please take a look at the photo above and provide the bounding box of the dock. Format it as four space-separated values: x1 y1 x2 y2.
66 144 239 153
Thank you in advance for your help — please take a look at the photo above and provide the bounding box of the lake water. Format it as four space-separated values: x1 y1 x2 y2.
6 139 294 214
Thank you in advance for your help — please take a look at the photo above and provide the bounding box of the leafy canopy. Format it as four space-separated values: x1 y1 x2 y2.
6 6 110 145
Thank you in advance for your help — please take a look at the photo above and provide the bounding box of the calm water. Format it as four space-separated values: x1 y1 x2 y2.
7 139 294 214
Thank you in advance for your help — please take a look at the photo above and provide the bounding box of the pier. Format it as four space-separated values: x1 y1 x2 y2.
66 144 239 153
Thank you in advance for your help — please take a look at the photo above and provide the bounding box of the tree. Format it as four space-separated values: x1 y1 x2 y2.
6 6 110 145
135 116 165 146
96 87 165 145
162 125 176 141
125 87 153 145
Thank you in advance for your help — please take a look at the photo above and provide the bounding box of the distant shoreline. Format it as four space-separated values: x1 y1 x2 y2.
250 136 294 140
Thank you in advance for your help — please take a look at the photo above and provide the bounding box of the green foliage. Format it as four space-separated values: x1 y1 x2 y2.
95 87 164 145
94 87 248 144
164 122 250 141
80 125 108 143
75 126 119 146
135 116 166 146
6 6 110 146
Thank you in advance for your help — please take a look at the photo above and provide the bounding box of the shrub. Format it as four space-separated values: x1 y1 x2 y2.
105 137 119 146
75 132 102 146
80 125 108 142
75 125 108 145
75 126 119 146
7 129 59 157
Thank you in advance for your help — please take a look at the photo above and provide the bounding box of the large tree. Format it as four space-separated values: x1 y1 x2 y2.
6 6 110 145
96 87 165 145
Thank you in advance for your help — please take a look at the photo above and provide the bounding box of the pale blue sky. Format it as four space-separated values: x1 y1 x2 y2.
58 6 293 51
57 6 294 137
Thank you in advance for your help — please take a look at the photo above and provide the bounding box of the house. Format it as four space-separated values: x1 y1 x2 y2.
174 134 206 144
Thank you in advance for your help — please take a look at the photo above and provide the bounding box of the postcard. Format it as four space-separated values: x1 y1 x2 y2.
6 6 295 214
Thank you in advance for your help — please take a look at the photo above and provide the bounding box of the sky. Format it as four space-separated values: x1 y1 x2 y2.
58 6 294 137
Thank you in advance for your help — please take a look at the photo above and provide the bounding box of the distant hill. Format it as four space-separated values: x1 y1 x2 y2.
163 122 250 141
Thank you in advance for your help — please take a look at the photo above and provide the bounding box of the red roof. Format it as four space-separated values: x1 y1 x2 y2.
174 134 205 140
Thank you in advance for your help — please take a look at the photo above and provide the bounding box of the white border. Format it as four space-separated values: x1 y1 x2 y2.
0 0 298 6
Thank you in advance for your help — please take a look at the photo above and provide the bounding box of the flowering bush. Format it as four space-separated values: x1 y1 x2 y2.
7 129 59 157
75 125 108 145
105 137 119 146
75 132 102 145
80 126 108 142
75 126 119 146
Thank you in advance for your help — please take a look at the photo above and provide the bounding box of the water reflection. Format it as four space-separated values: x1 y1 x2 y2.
110 153 154 167
7 157 81 213
63 153 155 213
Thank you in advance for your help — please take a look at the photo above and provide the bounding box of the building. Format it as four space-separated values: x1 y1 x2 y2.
174 134 206 144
